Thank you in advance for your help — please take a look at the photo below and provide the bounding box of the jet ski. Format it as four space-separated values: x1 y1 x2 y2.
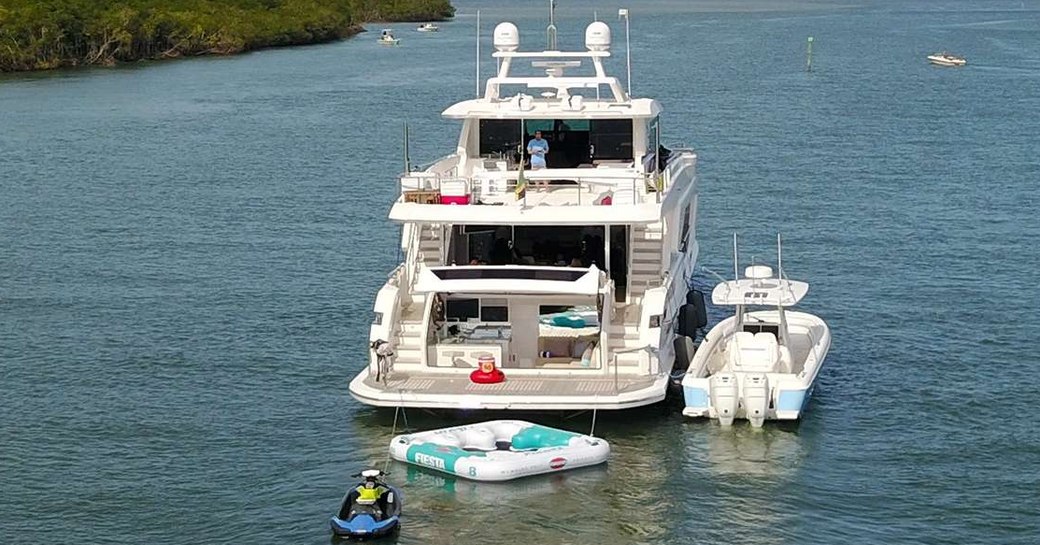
330 469 401 539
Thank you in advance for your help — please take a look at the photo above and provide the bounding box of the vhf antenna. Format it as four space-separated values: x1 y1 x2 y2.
547 0 558 50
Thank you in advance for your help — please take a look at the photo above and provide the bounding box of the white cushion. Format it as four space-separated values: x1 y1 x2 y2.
731 331 779 373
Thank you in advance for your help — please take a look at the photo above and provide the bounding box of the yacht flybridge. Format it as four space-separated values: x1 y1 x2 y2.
348 20 700 411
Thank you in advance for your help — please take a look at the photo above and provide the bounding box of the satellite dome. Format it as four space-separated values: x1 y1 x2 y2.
744 265 774 279
585 22 611 51
494 22 520 52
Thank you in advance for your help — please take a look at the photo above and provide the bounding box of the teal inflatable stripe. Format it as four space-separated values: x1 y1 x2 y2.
510 425 580 450
406 442 486 474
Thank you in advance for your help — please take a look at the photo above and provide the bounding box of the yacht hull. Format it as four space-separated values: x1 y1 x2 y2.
349 372 669 411
682 380 817 421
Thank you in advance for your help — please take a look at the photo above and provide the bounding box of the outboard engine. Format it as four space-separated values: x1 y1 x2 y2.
710 374 738 426
743 374 770 428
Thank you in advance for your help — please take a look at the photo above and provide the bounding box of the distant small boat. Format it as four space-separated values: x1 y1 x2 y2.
378 29 400 46
416 23 440 32
928 52 966 67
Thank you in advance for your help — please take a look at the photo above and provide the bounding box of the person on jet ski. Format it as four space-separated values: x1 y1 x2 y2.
351 470 391 520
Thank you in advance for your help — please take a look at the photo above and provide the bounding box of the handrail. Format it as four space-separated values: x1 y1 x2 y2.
611 344 658 395
399 167 663 207
614 344 657 355
400 225 423 291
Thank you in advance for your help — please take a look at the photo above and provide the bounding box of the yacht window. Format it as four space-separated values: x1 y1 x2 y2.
480 305 509 322
434 268 588 282
479 119 522 156
446 298 480 321
646 116 660 173
590 119 633 161
743 324 779 338
679 203 692 252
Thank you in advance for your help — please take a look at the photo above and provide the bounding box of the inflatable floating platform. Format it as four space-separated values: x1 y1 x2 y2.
389 420 609 482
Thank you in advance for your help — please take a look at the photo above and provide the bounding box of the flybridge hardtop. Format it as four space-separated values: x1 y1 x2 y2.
442 22 659 119
348 17 702 411
710 265 809 307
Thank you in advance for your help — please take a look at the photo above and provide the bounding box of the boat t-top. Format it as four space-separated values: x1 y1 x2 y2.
680 236 830 427
348 17 701 411
417 23 440 32
928 52 966 67
379 29 401 46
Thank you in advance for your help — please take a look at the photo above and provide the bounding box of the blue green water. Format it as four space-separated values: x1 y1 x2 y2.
2 0 1039 543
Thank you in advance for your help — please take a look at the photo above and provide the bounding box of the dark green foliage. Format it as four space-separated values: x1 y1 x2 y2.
0 0 454 71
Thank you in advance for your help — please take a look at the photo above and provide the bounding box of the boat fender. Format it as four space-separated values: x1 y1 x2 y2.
685 290 708 329
678 304 703 339
672 335 695 371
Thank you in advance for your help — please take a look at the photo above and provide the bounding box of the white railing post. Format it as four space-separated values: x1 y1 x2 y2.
613 354 619 394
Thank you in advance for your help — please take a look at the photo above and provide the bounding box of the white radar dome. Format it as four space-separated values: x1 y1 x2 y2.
585 22 611 51
494 22 520 52
744 265 774 279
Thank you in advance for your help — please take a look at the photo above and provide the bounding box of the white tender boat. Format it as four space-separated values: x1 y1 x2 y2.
928 52 966 67
417 23 440 32
680 237 830 427
379 29 401 46
348 20 701 411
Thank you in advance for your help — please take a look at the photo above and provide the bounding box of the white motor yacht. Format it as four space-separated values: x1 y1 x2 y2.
379 29 401 46
417 23 440 32
680 237 830 427
928 52 966 67
348 20 701 411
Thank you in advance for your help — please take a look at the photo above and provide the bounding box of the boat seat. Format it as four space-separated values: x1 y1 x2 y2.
730 331 780 373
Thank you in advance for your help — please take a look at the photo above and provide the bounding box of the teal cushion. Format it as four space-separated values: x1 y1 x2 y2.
551 315 586 328
510 425 579 450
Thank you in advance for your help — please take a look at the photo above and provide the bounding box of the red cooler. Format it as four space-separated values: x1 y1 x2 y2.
439 180 470 205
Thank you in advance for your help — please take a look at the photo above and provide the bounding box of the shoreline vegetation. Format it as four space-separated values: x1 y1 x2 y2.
0 0 454 72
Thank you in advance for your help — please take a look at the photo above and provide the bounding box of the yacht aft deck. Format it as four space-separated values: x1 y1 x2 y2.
350 370 667 410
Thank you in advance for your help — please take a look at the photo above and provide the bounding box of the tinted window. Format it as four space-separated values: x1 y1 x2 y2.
446 298 480 321
479 120 522 155
590 119 633 160
647 116 660 172
480 306 509 322
679 204 691 252
433 268 587 282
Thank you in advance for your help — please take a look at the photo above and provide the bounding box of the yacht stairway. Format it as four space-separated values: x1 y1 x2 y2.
608 222 663 368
